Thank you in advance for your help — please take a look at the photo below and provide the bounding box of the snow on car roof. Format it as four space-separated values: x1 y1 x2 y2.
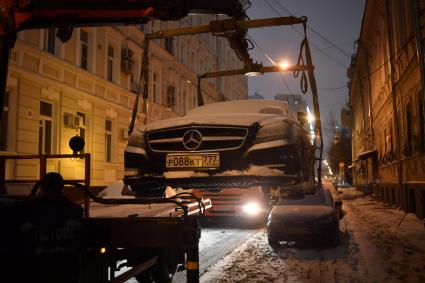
186 99 295 118
278 190 333 206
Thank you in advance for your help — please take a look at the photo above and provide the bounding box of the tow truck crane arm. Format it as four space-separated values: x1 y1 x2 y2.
0 0 248 115
0 0 247 32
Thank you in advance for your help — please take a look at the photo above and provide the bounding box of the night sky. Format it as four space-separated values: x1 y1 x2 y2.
246 0 365 153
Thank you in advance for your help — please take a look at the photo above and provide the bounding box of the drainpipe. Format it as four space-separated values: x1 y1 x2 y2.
361 41 378 187
385 0 404 208
411 0 425 132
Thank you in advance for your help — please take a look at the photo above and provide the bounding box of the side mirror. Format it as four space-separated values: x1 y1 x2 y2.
297 112 308 127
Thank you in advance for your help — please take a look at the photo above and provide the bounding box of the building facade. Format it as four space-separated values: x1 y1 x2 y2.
348 0 425 219
0 17 248 187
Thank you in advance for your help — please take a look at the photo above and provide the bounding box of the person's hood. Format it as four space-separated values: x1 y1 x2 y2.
141 114 294 132
270 204 334 221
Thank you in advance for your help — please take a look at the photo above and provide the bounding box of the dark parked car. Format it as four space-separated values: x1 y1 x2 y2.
267 188 343 247
124 100 314 197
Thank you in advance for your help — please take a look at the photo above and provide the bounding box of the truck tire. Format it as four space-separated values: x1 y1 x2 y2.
134 249 177 283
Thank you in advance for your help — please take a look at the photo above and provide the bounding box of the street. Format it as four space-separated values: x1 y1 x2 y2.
198 186 425 283
97 183 425 283
173 220 260 282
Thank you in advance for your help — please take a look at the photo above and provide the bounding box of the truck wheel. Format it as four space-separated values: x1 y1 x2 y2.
134 259 174 283
152 258 175 283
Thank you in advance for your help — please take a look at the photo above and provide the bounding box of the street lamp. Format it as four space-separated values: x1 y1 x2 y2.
278 60 290 70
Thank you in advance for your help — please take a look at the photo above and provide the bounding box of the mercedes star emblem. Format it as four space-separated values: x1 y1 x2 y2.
182 129 203 150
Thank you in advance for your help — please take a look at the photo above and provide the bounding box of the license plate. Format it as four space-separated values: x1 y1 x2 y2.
166 153 220 169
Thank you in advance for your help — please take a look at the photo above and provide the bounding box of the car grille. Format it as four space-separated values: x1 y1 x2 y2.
147 126 248 152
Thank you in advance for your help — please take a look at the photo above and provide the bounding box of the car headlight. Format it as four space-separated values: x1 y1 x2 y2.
127 130 145 147
254 121 292 144
242 202 262 216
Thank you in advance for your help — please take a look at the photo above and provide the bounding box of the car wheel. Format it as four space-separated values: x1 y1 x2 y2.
268 236 279 248
330 222 340 246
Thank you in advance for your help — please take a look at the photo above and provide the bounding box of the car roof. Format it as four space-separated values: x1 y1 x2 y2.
278 189 333 206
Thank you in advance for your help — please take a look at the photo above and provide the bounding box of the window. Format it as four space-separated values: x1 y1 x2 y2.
166 85 176 109
107 45 114 82
140 24 149 34
389 121 393 157
105 119 113 162
199 59 204 74
191 52 197 72
193 92 197 108
45 28 56 54
182 90 187 113
39 101 53 154
153 72 159 103
405 103 413 156
419 96 425 150
80 30 89 70
0 91 9 151
44 28 60 55
396 1 411 47
165 38 174 55
77 112 86 154
181 43 187 65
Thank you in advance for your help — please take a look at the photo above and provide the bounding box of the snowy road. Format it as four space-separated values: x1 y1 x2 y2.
200 184 425 283
92 183 425 283
173 220 261 282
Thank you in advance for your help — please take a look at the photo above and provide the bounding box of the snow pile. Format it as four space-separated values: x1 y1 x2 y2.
217 165 285 177
97 181 135 199
164 165 285 179
201 231 299 283
164 171 209 179
338 187 364 200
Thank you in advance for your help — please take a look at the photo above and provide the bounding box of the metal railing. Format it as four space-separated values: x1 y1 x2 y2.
0 153 91 217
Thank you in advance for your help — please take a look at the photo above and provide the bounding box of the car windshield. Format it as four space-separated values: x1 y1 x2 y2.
185 100 294 118
278 191 333 206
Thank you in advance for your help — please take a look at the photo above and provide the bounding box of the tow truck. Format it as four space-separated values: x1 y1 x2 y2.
0 1 324 282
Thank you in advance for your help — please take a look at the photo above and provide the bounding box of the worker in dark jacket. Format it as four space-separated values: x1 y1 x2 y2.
9 172 84 283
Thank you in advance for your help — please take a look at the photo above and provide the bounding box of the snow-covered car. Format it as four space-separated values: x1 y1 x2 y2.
267 188 343 246
124 100 314 197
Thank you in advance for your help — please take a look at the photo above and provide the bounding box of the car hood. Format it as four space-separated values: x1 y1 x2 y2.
142 114 290 131
270 205 334 221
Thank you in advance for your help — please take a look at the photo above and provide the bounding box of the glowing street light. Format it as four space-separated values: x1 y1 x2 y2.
278 60 290 70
